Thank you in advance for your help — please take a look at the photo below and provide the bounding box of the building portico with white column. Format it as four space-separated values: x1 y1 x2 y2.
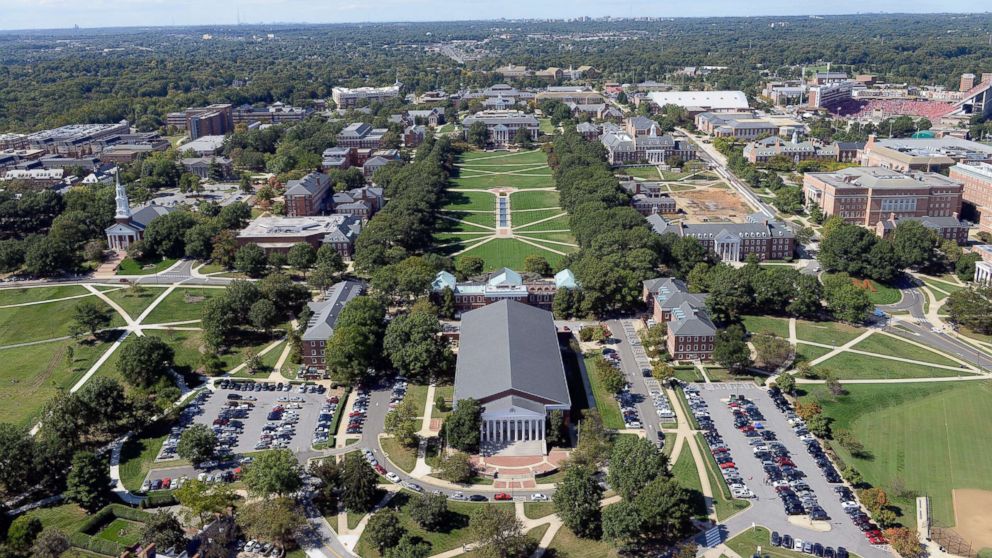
452 300 572 457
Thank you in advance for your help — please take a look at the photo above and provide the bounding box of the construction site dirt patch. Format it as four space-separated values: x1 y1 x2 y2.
950 489 992 550
675 187 752 222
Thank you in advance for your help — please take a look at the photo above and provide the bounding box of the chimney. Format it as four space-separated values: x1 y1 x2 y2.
867 134 877 147
983 72 992 85
961 73 977 92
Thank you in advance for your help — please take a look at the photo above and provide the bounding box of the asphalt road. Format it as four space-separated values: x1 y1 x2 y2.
693 383 890 558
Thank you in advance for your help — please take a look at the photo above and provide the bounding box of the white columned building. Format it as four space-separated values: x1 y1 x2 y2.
975 261 992 284
104 168 173 252
453 300 571 457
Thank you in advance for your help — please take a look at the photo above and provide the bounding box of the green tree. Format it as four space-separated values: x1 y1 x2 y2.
439 286 456 319
445 398 482 453
751 333 792 371
601 501 644 553
384 308 453 383
889 220 938 269
774 373 796 394
409 492 448 531
249 298 280 332
366 510 406 554
0 424 35 499
438 451 474 484
236 497 307 550
72 299 112 337
142 210 197 259
467 121 489 148
945 287 992 334
385 398 420 448
243 449 302 497
6 516 42 551
956 252 981 282
287 242 317 275
608 435 668 501
470 505 529 558
141 510 187 552
455 256 484 279
713 325 752 372
386 535 432 558
634 477 694 544
24 236 76 277
30 528 71 558
235 243 269 278
553 465 603 539
64 451 111 512
324 296 386 385
176 424 217 466
546 410 567 448
523 254 552 276
341 452 380 513
117 335 175 388
174 479 236 527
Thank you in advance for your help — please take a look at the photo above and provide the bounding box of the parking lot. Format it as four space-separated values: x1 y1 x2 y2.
692 383 890 558
142 381 334 490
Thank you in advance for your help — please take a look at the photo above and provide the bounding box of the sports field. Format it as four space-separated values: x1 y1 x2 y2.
435 149 578 271
804 381 992 528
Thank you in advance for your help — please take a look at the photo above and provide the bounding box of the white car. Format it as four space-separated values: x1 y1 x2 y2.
139 480 151 493
450 492 467 500
530 493 548 501
386 472 401 483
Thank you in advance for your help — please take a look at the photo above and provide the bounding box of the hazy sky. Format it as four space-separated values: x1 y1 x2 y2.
0 0 989 31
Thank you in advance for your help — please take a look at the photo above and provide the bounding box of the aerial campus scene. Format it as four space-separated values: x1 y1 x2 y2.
2 2 992 558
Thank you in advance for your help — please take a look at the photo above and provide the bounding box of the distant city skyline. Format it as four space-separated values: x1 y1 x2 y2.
0 0 990 31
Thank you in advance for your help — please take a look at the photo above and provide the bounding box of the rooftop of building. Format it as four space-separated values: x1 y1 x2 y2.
648 90 749 110
806 166 963 190
302 280 364 341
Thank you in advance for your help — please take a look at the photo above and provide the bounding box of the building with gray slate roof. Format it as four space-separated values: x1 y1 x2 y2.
647 214 795 262
642 277 717 360
453 300 570 456
300 280 364 374
285 172 332 217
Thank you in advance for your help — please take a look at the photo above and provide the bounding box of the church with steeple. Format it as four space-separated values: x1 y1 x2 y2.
104 169 173 252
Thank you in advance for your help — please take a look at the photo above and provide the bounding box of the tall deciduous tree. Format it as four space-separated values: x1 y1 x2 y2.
553 465 603 539
470 505 529 558
341 452 380 513
243 449 302 497
177 424 217 466
607 435 668 501
384 307 453 383
64 451 111 512
117 335 175 388
445 398 482 453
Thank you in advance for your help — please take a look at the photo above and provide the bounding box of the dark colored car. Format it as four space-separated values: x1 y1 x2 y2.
782 534 793 549
771 531 781 546
469 494 488 502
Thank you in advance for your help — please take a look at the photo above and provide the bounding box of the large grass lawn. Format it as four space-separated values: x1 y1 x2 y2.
516 231 576 244
510 190 560 210
0 296 123 345
582 356 624 430
116 257 177 276
509 209 565 227
510 215 571 232
460 150 548 165
355 493 512 557
794 343 832 364
863 279 902 305
814 351 964 379
0 337 114 427
453 172 553 190
795 320 864 346
803 381 992 527
742 315 790 338
616 166 661 180
852 333 960 366
545 525 620 558
380 437 417 472
94 518 144 547
104 286 168 321
142 288 224 324
456 239 564 271
22 503 90 532
441 210 496 229
443 190 496 211
671 445 708 519
0 285 89 306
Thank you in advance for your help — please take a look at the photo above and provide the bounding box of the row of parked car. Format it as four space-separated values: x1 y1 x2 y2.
217 379 327 394
239 539 284 557
686 387 755 499
833 485 888 545
256 402 299 450
604 348 643 429
647 387 675 422
157 391 210 461
312 394 340 446
347 388 371 435
769 387 888 546
769 531 850 558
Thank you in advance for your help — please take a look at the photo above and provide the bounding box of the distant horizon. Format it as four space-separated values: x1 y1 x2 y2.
0 0 990 33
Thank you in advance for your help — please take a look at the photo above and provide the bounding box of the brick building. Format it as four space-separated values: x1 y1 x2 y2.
950 162 992 233
300 280 364 374
802 166 963 226
237 215 362 259
647 214 795 262
285 172 332 217
642 277 716 361
620 180 678 216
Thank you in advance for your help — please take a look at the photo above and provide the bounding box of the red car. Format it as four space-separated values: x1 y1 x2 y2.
162 477 172 489
494 493 512 501
719 462 736 469
374 464 387 475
